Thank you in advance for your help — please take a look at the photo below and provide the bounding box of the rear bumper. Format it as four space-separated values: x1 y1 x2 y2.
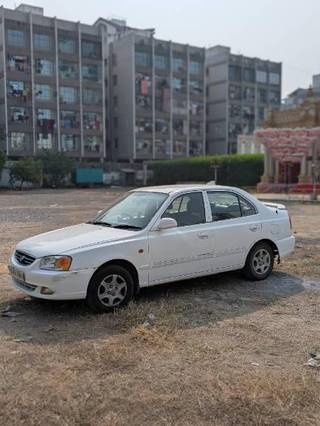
277 236 295 258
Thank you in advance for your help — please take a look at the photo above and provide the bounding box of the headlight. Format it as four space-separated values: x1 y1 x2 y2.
39 256 72 271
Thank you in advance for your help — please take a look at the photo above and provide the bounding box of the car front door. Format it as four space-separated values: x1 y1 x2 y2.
148 191 213 285
206 191 262 272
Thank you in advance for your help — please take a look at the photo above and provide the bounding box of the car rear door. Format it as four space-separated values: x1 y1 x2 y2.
148 191 213 285
205 191 262 272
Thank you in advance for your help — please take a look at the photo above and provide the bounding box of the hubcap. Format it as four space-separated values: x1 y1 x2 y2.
252 248 271 275
98 274 127 307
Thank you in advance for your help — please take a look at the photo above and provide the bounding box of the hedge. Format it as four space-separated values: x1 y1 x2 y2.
150 154 264 187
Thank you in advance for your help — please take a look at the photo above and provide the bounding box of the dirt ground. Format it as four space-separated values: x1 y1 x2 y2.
0 189 319 426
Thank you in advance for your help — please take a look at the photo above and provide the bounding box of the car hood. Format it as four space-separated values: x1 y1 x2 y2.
16 223 137 258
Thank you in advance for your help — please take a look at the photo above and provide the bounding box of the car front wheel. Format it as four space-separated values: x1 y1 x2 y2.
243 242 274 281
86 265 134 313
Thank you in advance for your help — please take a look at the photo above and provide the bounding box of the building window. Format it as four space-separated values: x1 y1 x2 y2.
83 112 102 130
243 87 255 102
155 119 169 135
229 65 241 81
37 110 55 134
35 59 54 76
172 77 185 93
8 81 28 99
10 132 30 150
61 111 80 129
10 107 29 123
34 34 51 51
82 41 100 59
190 121 203 137
189 61 202 75
37 109 54 120
136 74 152 110
60 86 77 103
190 80 203 95
61 134 79 152
173 119 188 137
190 101 204 116
173 140 187 157
136 139 152 158
83 88 101 105
243 68 255 83
270 72 280 85
229 84 241 100
7 55 28 72
269 91 280 104
84 136 101 153
259 107 266 121
155 55 168 70
172 57 185 72
112 75 118 86
172 99 187 115
59 38 76 54
258 88 267 103
7 29 25 47
190 141 203 156
135 51 151 67
37 133 54 150
59 61 78 79
113 117 118 129
82 64 101 82
35 84 52 101
256 70 268 84
155 139 170 158
136 117 153 134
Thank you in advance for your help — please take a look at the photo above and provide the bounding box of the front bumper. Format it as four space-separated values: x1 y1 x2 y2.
8 255 95 301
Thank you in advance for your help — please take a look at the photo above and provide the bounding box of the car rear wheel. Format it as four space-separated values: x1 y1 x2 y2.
243 242 274 281
86 265 134 313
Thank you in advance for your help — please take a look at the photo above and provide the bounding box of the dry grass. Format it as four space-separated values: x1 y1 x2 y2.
0 190 320 425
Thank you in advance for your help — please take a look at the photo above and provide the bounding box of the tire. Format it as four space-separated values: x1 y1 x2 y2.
86 265 134 313
243 242 274 281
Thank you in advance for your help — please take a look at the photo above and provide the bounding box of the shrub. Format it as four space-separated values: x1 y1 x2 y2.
39 151 75 187
150 154 264 187
10 158 43 190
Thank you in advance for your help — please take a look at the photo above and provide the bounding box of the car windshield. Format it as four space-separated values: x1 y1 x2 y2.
89 191 168 230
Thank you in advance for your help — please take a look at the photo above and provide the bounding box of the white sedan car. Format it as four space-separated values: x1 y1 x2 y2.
8 185 295 312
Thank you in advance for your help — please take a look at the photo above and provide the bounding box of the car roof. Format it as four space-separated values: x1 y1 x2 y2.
132 184 241 195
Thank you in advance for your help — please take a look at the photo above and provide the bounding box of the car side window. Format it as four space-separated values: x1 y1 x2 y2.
162 192 206 227
207 192 241 221
239 196 257 217
207 192 257 222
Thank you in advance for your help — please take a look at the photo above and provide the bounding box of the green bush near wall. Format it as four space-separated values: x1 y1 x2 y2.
150 154 264 187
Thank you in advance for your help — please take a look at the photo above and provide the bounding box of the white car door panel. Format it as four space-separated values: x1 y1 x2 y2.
206 191 262 272
148 192 213 284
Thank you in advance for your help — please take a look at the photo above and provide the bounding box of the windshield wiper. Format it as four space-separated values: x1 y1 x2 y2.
87 221 112 227
112 224 143 231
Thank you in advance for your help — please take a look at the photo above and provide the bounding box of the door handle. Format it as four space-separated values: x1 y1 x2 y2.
198 233 209 239
249 225 260 232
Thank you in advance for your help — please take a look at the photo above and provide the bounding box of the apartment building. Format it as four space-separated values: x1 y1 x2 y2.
0 4 106 159
109 33 206 161
206 45 282 155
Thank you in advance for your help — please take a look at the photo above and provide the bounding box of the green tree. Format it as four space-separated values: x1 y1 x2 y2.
0 151 5 175
10 158 43 190
39 152 75 187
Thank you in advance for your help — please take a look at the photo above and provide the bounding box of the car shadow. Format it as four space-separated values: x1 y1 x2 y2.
0 271 306 345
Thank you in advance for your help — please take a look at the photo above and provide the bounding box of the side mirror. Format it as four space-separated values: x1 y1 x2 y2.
157 217 178 231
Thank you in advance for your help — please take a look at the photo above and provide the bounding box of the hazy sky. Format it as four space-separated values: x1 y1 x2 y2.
4 0 320 96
